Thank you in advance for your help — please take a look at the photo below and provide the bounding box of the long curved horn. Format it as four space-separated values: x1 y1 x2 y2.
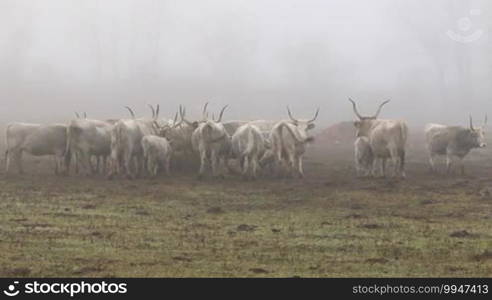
202 102 209 120
155 104 160 119
75 112 80 119
216 105 228 122
309 108 320 123
147 104 155 119
470 115 474 130
373 99 390 118
286 106 298 123
484 114 488 127
124 106 135 119
179 105 193 126
173 110 178 125
83 112 87 119
348 98 363 119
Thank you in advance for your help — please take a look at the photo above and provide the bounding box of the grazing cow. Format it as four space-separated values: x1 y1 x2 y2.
425 116 487 175
354 136 374 177
107 106 159 179
191 105 231 178
267 107 319 178
349 98 408 178
141 135 172 177
5 123 68 175
65 118 113 175
231 124 267 179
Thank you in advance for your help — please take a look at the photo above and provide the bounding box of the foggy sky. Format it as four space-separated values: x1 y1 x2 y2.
0 0 491 127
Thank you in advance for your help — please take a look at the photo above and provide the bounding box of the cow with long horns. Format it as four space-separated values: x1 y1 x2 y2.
266 107 319 178
107 105 160 179
425 115 487 175
348 98 408 178
191 105 231 178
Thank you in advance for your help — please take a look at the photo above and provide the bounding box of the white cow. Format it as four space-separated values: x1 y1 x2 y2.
191 105 231 178
231 124 267 179
267 107 319 178
5 123 68 175
349 98 408 178
354 136 374 177
107 106 159 179
141 135 172 177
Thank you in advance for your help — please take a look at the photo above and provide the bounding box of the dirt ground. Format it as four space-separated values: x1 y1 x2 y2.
0 131 491 277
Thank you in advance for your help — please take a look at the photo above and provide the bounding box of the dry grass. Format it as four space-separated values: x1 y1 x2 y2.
0 138 491 277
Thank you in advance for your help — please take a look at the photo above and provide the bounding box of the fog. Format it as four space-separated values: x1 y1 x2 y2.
0 0 491 128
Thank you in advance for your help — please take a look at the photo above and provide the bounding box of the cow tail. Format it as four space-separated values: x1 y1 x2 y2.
243 126 255 157
203 123 213 143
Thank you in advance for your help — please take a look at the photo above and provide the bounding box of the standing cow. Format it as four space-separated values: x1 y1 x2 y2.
267 107 319 178
107 106 160 179
349 98 408 178
5 123 68 175
425 116 487 175
141 135 172 178
65 118 113 176
191 105 231 179
231 124 268 179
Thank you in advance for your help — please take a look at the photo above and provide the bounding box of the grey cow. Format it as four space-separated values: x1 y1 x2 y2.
5 123 68 175
349 98 408 178
425 116 487 175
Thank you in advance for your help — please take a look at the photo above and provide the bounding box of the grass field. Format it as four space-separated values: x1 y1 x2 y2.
0 136 491 277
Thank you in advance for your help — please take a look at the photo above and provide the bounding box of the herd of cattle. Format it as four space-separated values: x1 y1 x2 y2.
3 99 488 180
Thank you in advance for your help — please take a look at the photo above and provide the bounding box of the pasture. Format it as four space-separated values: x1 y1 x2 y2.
0 133 491 277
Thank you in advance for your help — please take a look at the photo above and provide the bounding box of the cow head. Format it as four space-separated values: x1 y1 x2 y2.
179 102 212 129
153 110 181 138
348 98 390 137
286 106 319 143
469 115 487 148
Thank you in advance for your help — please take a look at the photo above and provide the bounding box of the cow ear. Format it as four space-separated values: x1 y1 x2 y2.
353 121 361 128
308 123 315 130
192 121 199 129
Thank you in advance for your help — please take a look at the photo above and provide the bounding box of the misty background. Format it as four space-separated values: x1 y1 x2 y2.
0 0 490 128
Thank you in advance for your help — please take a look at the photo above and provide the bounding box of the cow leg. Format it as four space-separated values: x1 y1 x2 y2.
428 153 437 173
198 150 207 179
242 155 250 179
74 152 79 174
380 158 387 177
124 153 134 180
296 155 304 178
210 151 219 178
459 157 465 176
165 156 171 176
16 152 24 175
5 149 12 175
446 154 453 175
102 156 107 175
251 156 259 180
151 157 158 178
